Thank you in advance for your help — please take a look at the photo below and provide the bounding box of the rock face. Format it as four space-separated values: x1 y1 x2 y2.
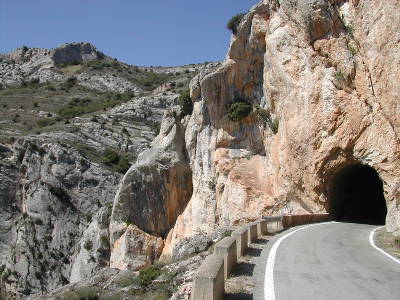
50 42 103 66
161 0 400 257
0 140 121 298
109 224 164 271
109 107 193 268
0 43 102 87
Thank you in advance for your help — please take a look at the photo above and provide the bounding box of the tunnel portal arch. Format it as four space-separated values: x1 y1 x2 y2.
328 163 387 225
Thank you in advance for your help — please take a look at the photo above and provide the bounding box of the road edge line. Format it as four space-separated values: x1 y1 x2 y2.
263 222 333 300
369 226 400 265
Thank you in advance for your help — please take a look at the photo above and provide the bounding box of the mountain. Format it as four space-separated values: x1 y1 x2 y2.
0 42 219 299
1 0 400 298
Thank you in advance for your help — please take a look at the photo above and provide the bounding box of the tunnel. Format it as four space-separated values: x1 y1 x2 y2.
328 163 387 225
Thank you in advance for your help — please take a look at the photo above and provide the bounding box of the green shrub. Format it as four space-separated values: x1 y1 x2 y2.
101 149 120 165
227 100 252 121
84 240 93 251
344 24 354 36
334 71 345 81
59 287 99 300
227 13 246 34
270 118 279 134
178 89 193 117
100 235 109 248
61 76 77 90
138 265 162 287
253 105 279 134
46 85 56 91
30 143 46 156
114 156 130 174
101 149 130 173
254 106 270 124
47 184 70 203
37 118 57 128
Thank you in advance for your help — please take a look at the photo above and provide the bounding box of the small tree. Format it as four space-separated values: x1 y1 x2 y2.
227 13 246 34
178 89 193 117
227 100 252 121
101 149 120 165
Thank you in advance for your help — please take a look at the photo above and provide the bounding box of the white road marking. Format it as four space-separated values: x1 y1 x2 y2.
369 226 400 265
264 222 334 300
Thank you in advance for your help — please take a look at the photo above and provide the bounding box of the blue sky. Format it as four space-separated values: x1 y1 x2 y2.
0 0 259 66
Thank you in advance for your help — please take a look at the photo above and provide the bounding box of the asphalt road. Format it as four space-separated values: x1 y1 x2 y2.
255 222 400 300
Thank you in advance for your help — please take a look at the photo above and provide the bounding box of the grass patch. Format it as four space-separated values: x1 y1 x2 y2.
57 93 132 119
71 143 100 162
114 273 137 288
37 117 57 128
334 71 345 81
60 65 82 74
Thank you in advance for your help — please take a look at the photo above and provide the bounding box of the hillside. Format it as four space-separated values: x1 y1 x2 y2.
0 42 219 299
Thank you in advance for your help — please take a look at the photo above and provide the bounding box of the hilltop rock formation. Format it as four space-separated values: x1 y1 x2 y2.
159 0 400 257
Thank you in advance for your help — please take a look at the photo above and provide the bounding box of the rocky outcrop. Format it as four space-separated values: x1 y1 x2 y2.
0 43 102 87
70 206 112 283
161 0 400 257
50 42 103 66
109 107 193 268
0 140 121 298
110 225 164 270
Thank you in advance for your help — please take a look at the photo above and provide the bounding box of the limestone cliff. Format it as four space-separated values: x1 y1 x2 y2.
158 0 400 257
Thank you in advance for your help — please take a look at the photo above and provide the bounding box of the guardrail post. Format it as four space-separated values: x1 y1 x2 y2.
247 223 258 244
256 220 268 236
191 255 225 300
231 227 248 259
213 237 237 279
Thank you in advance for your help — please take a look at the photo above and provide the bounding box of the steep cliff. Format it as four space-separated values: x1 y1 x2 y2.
158 0 400 257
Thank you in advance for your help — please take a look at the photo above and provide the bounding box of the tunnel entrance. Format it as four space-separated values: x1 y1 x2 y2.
328 163 387 225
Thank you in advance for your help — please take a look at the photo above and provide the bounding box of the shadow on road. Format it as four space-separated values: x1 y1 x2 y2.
224 236 270 300
224 292 253 300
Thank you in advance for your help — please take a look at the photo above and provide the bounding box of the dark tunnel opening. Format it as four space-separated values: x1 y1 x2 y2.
328 163 387 225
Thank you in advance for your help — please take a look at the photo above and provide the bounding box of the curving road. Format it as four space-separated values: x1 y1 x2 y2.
255 222 400 300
